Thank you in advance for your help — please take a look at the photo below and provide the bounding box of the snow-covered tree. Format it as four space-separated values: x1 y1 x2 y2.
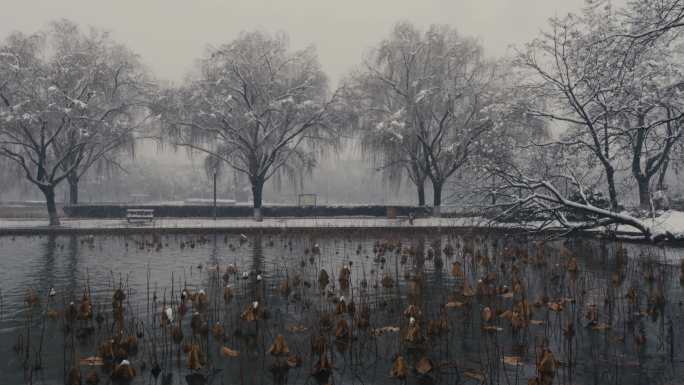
343 22 429 206
410 25 502 214
0 20 150 224
347 22 503 214
621 0 684 42
517 2 684 210
158 31 344 220
48 21 151 204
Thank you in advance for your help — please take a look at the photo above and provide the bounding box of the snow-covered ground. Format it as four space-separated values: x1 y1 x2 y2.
617 210 684 239
0 216 489 231
2 211 684 241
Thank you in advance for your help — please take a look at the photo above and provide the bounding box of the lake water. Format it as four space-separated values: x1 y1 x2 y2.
0 230 682 385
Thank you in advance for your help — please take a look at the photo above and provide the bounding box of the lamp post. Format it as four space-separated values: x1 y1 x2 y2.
213 170 217 220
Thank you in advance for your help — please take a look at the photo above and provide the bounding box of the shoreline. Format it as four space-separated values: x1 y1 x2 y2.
1 216 681 246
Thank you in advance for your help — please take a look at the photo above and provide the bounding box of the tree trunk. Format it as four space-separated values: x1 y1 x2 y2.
41 186 60 226
432 180 443 217
417 180 426 207
409 161 427 207
637 176 651 210
605 167 619 212
67 173 79 205
251 177 264 221
233 168 240 201
657 156 669 191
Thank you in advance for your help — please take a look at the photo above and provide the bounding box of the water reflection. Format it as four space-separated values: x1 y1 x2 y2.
0 232 682 385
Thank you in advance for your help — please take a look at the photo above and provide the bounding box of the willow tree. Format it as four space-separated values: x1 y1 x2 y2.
343 23 429 206
347 22 502 214
410 26 502 215
0 20 149 224
48 21 151 204
160 31 342 220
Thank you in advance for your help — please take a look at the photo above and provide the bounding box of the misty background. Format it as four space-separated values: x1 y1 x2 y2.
1 0 641 206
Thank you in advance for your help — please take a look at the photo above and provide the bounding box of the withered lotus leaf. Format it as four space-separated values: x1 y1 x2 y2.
482 325 503 332
279 279 290 296
211 322 224 340
547 302 563 312
191 312 205 334
98 340 114 359
187 344 203 370
47 308 59 319
220 346 240 358
510 311 526 330
335 300 347 315
223 286 234 303
515 299 531 318
194 291 209 313
79 356 104 366
563 322 575 339
403 304 422 319
67 367 80 385
172 325 183 344
268 334 290 356
536 348 557 384
338 266 351 289
381 274 394 288
370 326 400 336
311 333 328 354
612 272 624 287
591 323 611 331
335 319 350 340
84 370 99 385
415 356 434 374
318 269 330 288
312 353 332 378
390 356 408 379
464 370 485 382
286 324 308 333
451 261 464 278
404 323 423 343
481 307 493 322
240 302 261 321
286 354 302 368
463 279 475 297
503 356 523 366
445 301 465 308
112 361 136 380
427 318 449 336
79 294 93 320
585 305 599 324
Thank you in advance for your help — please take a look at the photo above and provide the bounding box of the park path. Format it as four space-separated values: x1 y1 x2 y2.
0 216 489 234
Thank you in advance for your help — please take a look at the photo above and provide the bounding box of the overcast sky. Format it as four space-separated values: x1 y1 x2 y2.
0 0 594 86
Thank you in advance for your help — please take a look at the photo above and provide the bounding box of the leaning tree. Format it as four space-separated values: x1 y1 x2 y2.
159 31 344 220
483 1 684 239
517 2 684 211
0 20 150 224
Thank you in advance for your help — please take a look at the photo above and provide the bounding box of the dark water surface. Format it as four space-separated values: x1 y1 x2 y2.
0 230 683 385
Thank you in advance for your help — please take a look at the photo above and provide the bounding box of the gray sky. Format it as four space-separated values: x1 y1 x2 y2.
0 0 588 86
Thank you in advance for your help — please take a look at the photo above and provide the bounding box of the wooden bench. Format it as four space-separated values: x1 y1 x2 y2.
126 208 154 223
